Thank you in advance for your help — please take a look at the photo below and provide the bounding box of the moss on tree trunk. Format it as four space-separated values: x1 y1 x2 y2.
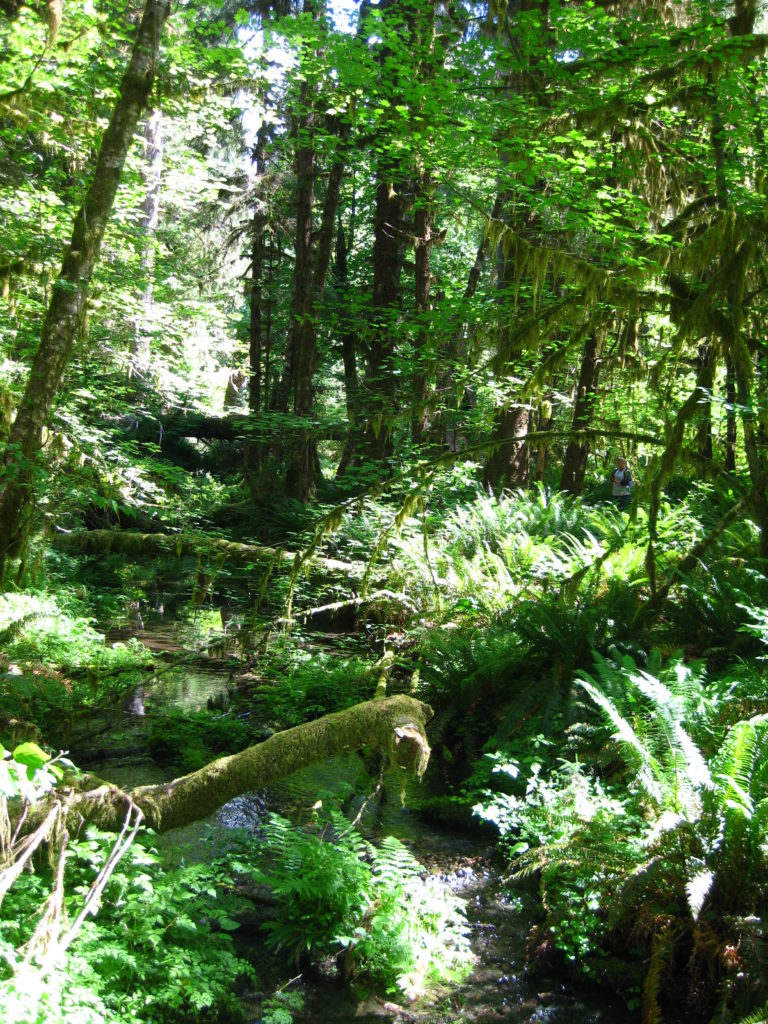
0 0 171 581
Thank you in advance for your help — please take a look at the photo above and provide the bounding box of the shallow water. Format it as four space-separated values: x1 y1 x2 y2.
82 623 630 1024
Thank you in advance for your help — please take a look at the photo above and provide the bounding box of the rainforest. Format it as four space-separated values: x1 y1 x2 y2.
2 0 768 1022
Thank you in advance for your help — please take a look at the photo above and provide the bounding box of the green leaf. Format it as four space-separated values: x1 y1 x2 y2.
12 742 50 771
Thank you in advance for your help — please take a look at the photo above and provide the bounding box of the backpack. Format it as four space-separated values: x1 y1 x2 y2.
609 467 633 487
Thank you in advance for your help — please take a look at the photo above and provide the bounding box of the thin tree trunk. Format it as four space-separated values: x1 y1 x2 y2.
130 109 163 379
483 228 531 491
412 168 435 447
695 344 713 463
725 352 737 472
559 331 603 494
334 219 360 479
0 0 170 582
248 127 269 417
433 192 504 452
729 248 768 558
243 127 270 496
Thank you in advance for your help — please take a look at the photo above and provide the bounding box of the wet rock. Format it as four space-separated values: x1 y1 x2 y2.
122 687 146 716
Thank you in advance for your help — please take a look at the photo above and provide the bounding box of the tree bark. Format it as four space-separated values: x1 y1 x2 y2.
409 0 438 448
130 109 163 379
412 167 435 447
334 219 360 479
0 0 171 582
534 400 554 483
43 695 433 834
559 331 603 494
362 171 407 465
483 229 531 491
695 344 714 463
724 352 737 472
248 127 269 418
285 145 347 500
356 0 412 470
483 405 532 491
729 248 768 558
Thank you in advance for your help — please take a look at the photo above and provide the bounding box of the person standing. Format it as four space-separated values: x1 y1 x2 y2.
611 456 633 511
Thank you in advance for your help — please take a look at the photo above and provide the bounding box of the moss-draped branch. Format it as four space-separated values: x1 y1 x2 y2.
34 695 433 835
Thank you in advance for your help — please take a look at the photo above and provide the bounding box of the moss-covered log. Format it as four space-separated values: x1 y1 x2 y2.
72 695 433 833
51 528 362 577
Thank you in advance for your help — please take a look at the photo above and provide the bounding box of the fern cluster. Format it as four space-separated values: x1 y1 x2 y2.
249 810 472 998
477 650 768 1022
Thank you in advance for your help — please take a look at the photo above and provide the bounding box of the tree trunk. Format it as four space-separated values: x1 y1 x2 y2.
483 227 531 491
248 127 269 418
695 344 714 463
0 0 171 583
130 109 163 379
334 219 360 479
31 696 433 834
285 146 346 500
362 171 407 465
433 192 504 452
729 248 768 558
409 0 438 448
483 405 531 491
412 168 435 447
725 352 737 472
243 127 271 497
534 399 553 483
560 331 603 494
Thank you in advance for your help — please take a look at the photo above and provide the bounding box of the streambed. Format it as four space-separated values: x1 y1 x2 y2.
79 621 628 1024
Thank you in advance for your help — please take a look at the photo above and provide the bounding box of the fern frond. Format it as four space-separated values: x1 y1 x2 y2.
733 1004 768 1024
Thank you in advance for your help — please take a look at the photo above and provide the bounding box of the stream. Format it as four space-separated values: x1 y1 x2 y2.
73 618 629 1024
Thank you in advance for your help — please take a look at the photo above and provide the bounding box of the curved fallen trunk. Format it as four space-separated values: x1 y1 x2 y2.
67 694 433 833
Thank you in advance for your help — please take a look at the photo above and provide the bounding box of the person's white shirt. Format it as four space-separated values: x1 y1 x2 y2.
612 463 632 496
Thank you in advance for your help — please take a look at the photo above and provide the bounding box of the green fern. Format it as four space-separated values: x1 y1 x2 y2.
734 1005 768 1024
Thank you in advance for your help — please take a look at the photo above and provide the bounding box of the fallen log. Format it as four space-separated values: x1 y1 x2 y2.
39 695 433 833
51 528 363 578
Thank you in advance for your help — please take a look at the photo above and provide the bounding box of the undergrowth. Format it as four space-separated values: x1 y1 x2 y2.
249 808 473 999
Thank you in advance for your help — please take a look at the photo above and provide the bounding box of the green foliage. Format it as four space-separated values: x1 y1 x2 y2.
250 810 472 998
147 708 250 773
477 651 768 1017
0 829 255 1024
0 591 151 674
253 650 376 729
261 990 305 1024
0 590 152 741
0 740 74 802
